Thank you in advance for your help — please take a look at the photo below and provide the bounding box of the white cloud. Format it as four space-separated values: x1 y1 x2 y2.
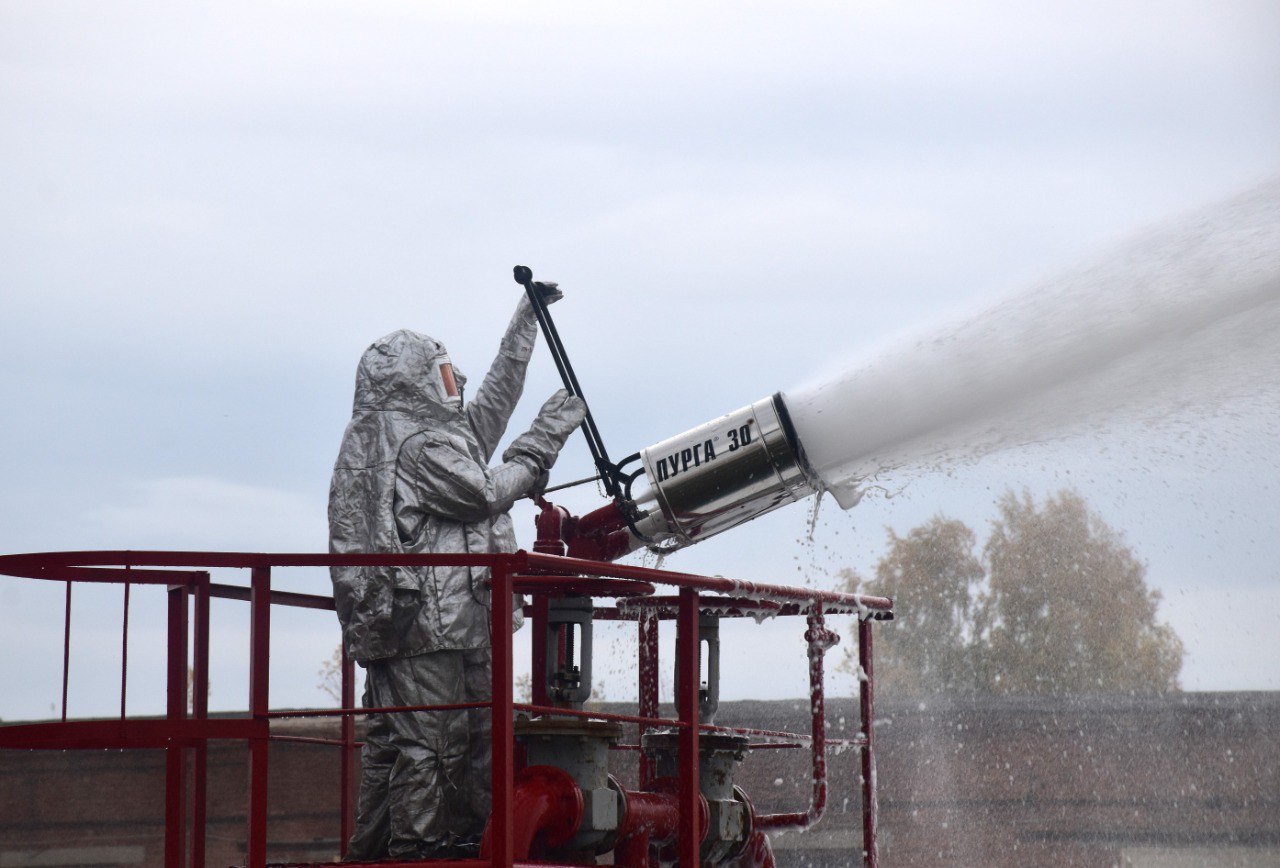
83 476 325 552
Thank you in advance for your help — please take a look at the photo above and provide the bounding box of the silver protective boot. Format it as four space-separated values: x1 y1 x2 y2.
347 650 492 860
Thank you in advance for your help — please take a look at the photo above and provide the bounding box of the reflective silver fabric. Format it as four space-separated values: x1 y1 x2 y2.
329 299 584 661
348 650 493 859
328 297 585 860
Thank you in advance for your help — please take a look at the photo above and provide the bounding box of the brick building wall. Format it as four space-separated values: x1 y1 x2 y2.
721 693 1280 866
2 693 1277 866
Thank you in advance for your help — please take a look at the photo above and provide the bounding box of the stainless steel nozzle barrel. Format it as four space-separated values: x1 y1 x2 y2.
633 393 819 548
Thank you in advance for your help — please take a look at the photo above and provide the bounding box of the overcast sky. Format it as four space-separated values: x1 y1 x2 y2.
2 1 1278 720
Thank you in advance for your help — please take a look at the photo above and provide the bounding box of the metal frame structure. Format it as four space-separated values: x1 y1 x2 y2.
0 550 892 867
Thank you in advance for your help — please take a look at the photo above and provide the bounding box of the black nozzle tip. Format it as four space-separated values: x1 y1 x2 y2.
513 265 533 286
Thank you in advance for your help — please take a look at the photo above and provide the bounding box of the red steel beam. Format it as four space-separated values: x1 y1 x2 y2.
638 608 659 788
525 552 892 613
340 643 355 860
0 717 259 750
676 587 701 868
0 550 893 615
268 700 489 720
165 584 189 868
859 615 878 868
191 576 210 868
206 582 337 611
490 559 515 868
61 581 71 722
247 565 271 868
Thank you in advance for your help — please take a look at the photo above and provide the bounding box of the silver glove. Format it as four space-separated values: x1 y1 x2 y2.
502 389 586 472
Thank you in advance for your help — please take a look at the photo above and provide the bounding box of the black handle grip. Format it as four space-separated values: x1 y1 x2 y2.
511 264 622 501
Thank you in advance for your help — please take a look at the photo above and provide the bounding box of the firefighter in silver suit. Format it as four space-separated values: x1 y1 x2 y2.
328 285 584 859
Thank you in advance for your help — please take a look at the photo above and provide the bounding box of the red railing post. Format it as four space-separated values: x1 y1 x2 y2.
676 587 701 868
638 608 660 788
61 581 72 722
530 594 550 708
120 578 130 719
858 615 878 868
165 583 190 868
806 607 829 829
191 575 210 868
247 565 271 868
490 557 516 868
340 642 356 859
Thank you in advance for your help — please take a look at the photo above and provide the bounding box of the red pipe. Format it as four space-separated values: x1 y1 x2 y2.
534 502 570 557
755 608 837 832
481 765 582 860
617 788 682 846
564 501 634 562
614 788 683 868
724 828 777 868
481 772 699 866
614 829 653 868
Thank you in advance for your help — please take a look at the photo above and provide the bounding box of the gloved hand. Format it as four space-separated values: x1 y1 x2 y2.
502 389 586 473
517 281 563 323
533 281 563 306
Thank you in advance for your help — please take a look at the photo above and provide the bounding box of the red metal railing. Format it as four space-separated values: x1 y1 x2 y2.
0 550 892 867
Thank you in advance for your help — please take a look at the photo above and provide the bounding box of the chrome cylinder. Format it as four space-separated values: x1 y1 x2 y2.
634 393 818 548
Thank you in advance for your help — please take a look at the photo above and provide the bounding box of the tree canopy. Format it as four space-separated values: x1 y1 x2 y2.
843 489 1183 695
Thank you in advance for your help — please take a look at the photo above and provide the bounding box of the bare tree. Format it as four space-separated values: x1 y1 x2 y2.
318 645 344 704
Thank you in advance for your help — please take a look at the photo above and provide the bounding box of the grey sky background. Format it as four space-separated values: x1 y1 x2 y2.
2 1 1278 720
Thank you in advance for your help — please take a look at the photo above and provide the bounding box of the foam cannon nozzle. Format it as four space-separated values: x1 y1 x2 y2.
514 265 820 561
627 392 819 550
538 392 820 562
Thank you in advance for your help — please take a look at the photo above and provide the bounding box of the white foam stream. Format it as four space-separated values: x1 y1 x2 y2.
785 180 1280 508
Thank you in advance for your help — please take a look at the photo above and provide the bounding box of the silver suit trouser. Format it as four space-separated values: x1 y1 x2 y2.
346 649 493 860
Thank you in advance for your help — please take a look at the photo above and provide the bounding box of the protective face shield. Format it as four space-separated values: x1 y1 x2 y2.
436 353 467 408
438 356 460 404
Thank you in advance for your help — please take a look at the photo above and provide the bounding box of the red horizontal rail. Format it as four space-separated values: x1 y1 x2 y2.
1 564 210 584
523 552 893 612
0 717 261 750
0 550 892 614
267 701 490 719
512 703 691 730
0 548 889 868
0 550 528 571
207 582 336 611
